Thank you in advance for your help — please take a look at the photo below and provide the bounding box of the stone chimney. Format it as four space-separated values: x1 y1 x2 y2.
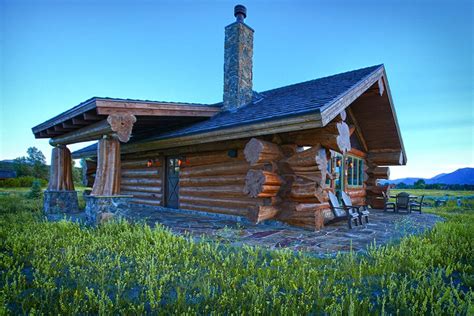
223 5 254 111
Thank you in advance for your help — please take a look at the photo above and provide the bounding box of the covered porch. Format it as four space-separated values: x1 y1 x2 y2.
32 97 220 223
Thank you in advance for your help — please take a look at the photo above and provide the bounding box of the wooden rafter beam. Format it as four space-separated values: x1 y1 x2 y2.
346 107 368 152
367 150 404 166
62 121 77 129
95 100 220 117
72 117 89 125
83 112 102 121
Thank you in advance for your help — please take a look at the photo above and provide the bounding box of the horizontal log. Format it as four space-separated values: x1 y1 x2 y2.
294 202 330 212
121 191 161 200
130 198 162 206
120 185 162 193
366 166 390 179
180 175 246 187
366 185 389 194
122 160 162 169
121 178 162 186
179 203 249 217
184 150 245 167
180 161 250 177
254 206 280 223
243 170 282 198
121 169 161 178
179 185 246 198
290 180 327 203
179 196 261 208
282 121 351 153
50 120 110 146
244 138 283 165
367 151 404 166
345 189 366 198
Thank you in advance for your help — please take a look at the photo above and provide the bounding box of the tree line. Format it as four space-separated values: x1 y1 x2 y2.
394 179 474 191
0 147 83 187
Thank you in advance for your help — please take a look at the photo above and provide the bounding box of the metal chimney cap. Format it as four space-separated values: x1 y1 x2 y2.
234 4 247 22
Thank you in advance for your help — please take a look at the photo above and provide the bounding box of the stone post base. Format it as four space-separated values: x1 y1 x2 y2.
84 195 132 225
43 190 79 214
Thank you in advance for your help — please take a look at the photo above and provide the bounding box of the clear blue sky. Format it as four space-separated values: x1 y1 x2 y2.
1 0 472 179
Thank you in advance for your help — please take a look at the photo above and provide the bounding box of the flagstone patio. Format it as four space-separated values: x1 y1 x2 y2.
48 205 443 257
120 206 443 257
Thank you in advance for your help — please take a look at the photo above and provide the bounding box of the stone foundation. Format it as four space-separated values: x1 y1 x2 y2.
84 195 132 224
43 190 79 214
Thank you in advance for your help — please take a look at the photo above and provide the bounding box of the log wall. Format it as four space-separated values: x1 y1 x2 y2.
108 109 391 231
120 157 163 207
179 149 263 218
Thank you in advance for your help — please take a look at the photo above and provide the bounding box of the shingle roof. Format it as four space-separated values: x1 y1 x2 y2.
155 64 383 140
72 64 383 156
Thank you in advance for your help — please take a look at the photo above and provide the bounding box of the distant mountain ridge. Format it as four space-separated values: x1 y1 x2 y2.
382 168 474 185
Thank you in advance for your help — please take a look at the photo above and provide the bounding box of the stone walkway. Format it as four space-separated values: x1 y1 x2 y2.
120 206 443 257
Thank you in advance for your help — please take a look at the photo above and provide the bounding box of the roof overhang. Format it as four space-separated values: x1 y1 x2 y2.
32 97 221 139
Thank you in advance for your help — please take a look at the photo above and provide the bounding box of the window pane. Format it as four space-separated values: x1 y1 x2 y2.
358 159 364 186
326 158 332 185
347 157 353 185
354 159 359 186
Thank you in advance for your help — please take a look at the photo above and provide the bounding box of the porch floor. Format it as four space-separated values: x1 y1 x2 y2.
120 206 443 257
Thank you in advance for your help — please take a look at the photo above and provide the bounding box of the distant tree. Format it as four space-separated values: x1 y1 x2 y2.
414 179 426 189
396 182 408 189
72 160 83 186
14 147 48 180
13 156 32 177
27 147 48 179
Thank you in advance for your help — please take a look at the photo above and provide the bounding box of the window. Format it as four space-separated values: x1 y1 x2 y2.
347 155 364 187
326 157 332 186
347 157 353 186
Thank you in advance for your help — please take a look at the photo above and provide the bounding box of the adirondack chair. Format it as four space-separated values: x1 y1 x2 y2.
328 191 359 229
382 191 396 212
341 191 369 225
409 195 424 213
395 192 410 213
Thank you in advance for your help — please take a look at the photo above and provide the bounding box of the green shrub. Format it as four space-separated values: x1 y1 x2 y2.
0 177 47 188
0 194 42 214
28 180 43 199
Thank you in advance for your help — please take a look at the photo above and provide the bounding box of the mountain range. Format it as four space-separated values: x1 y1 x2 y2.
381 168 474 185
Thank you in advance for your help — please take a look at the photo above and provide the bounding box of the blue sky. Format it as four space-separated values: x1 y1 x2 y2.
1 0 472 179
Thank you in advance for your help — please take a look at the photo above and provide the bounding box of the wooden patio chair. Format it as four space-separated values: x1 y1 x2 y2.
341 191 369 225
395 192 410 213
409 195 424 213
382 191 396 212
328 191 359 229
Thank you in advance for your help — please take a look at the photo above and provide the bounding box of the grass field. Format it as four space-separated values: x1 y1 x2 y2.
391 189 474 198
0 190 473 314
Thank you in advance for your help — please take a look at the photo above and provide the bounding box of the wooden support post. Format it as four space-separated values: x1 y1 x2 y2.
91 135 121 196
48 145 75 191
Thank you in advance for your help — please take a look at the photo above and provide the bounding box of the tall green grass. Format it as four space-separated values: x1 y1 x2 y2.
0 194 472 314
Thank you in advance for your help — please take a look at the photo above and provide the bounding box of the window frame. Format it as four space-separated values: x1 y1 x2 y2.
347 155 364 188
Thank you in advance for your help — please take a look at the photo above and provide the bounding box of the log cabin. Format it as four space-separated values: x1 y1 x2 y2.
32 5 406 229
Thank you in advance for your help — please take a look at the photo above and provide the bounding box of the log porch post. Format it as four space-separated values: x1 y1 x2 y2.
49 145 75 191
85 114 136 224
91 135 121 196
44 145 79 214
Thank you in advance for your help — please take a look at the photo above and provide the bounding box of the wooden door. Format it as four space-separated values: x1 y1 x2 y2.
165 156 180 208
